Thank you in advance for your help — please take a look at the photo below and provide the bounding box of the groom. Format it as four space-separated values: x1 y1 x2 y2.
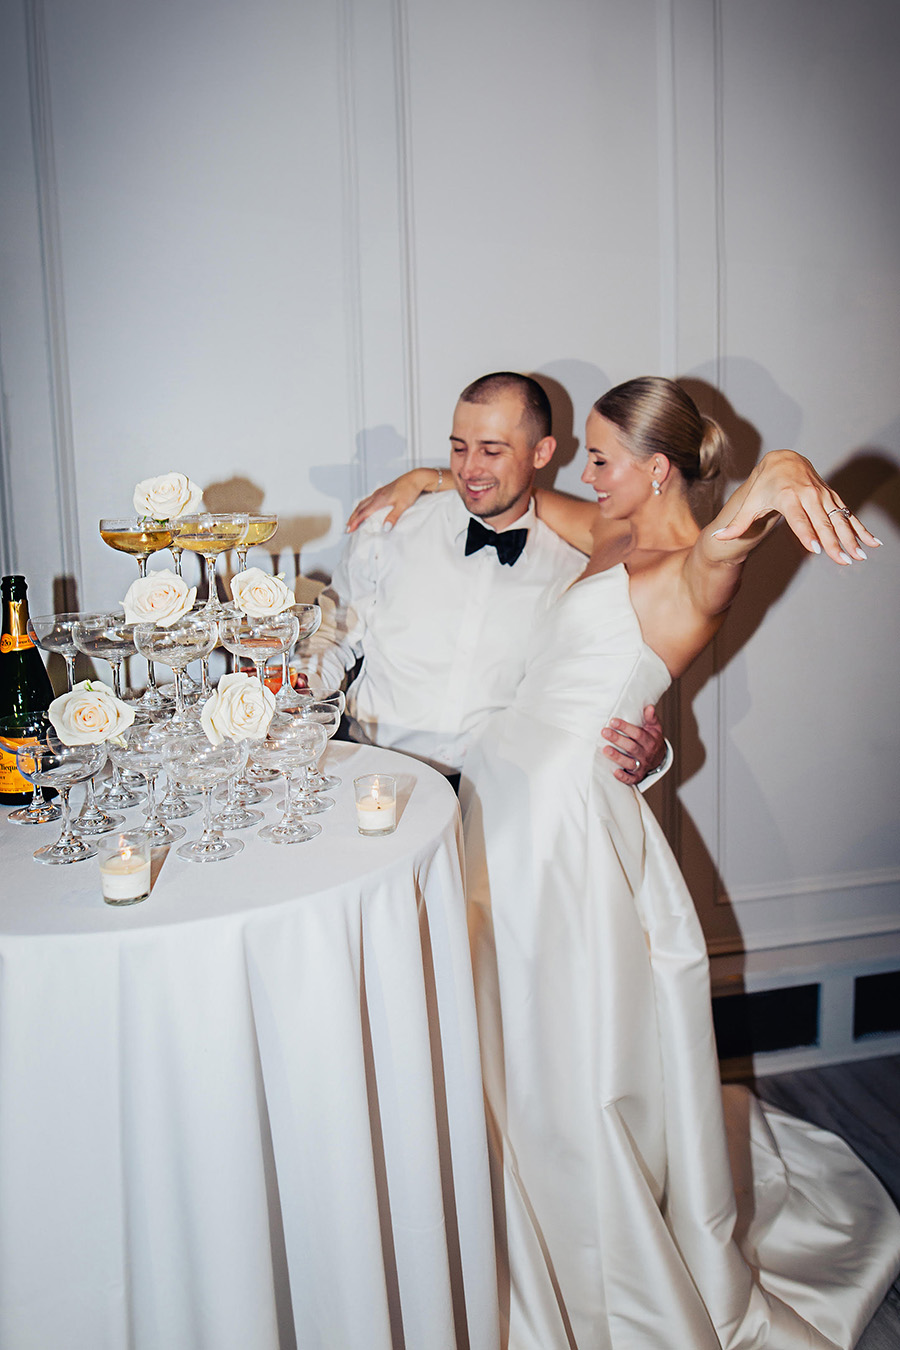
300 372 667 786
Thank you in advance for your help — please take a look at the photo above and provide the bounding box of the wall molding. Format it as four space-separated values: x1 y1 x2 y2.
716 864 900 907
337 0 366 505
390 0 421 466
24 0 82 603
708 912 900 958
655 0 678 376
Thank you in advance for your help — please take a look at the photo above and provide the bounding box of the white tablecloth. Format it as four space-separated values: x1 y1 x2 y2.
0 741 498 1350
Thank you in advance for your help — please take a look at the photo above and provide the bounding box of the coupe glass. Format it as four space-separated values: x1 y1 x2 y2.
72 613 137 700
273 604 322 710
252 719 326 845
0 715 61 824
219 611 299 779
133 611 219 727
235 514 278 573
99 517 174 579
162 733 247 862
16 732 107 863
72 614 142 810
290 696 342 810
27 612 84 691
297 692 346 798
108 721 186 847
172 513 249 613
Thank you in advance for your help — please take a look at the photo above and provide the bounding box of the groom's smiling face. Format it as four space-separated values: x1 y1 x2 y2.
449 391 551 532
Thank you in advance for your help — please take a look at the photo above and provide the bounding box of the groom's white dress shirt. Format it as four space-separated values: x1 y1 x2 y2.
302 491 586 774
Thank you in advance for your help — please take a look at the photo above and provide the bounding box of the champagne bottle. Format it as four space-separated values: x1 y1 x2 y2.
0 575 55 805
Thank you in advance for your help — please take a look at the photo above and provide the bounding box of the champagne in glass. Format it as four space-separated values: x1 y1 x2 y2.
99 518 174 579
235 514 278 573
174 514 249 613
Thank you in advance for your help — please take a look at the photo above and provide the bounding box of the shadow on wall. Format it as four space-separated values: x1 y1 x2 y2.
667 363 900 949
532 360 612 498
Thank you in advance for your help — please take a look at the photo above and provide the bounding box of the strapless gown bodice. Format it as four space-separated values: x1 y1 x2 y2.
511 565 670 742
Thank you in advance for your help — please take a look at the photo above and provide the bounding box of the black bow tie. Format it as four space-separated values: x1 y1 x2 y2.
464 517 528 566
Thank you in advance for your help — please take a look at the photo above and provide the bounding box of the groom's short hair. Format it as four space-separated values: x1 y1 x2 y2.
459 372 552 445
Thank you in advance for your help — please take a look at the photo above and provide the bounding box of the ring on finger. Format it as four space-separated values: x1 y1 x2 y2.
633 759 641 773
826 506 851 520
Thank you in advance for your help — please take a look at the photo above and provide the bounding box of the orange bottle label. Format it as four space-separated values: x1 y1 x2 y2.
0 739 32 795
0 632 35 654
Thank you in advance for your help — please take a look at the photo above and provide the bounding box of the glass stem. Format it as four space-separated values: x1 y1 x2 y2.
145 773 159 828
281 652 290 691
171 547 183 577
199 786 220 846
203 554 218 609
146 659 159 694
63 654 76 693
282 772 294 823
138 557 149 579
110 659 123 700
237 547 248 574
173 667 186 720
200 657 211 700
56 786 75 846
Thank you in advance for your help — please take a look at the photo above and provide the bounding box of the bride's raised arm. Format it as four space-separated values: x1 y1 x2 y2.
683 449 880 618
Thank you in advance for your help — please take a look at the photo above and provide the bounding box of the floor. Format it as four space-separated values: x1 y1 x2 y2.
744 1054 900 1349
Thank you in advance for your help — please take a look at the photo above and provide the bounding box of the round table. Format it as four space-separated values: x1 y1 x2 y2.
0 741 498 1349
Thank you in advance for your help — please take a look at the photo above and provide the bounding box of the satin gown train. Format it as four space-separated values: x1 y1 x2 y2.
459 565 900 1349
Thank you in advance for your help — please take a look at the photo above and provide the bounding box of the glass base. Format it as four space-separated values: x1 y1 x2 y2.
8 801 62 825
217 778 271 805
94 780 142 809
176 835 243 862
311 773 341 792
157 794 201 820
248 765 280 783
145 820 186 846
34 836 98 864
213 805 264 831
259 820 322 845
290 794 334 815
71 809 126 837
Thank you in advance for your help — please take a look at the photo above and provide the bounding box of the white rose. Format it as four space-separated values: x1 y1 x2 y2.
133 472 204 521
48 679 136 745
230 567 294 617
122 569 196 627
201 672 276 745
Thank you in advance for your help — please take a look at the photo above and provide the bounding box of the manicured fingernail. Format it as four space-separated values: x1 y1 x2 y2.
839 551 853 565
711 529 726 538
855 547 867 560
382 521 393 532
810 541 821 554
873 537 884 546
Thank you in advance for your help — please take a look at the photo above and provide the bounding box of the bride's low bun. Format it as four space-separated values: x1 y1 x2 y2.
593 377 727 486
697 417 726 483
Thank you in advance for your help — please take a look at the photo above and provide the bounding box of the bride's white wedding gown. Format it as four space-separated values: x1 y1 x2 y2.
460 565 900 1350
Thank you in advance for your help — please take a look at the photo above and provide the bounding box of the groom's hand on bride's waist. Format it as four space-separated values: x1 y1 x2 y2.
602 706 671 790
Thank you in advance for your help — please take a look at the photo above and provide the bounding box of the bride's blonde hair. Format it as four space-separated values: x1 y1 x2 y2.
593 377 726 484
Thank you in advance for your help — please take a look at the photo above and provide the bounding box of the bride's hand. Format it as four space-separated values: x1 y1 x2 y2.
346 467 447 533
711 450 881 564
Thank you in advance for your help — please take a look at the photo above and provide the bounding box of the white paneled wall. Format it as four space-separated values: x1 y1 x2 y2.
1 0 898 970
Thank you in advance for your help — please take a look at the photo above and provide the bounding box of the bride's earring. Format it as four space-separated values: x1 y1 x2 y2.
651 476 662 496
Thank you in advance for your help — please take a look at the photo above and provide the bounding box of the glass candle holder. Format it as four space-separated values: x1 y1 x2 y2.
354 774 397 836
98 829 152 906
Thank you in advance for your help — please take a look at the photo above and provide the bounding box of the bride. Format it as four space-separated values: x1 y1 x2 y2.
351 377 900 1348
